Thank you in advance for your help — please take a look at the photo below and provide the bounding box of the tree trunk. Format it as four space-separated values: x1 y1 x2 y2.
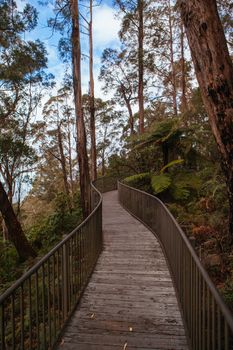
67 113 75 201
0 181 36 260
71 0 91 218
101 155 105 177
16 178 22 217
168 0 178 116
180 23 188 112
126 98 134 136
57 124 72 212
2 219 9 241
138 0 144 134
178 0 233 237
89 0 97 181
162 143 169 171
121 85 134 135
2 177 13 241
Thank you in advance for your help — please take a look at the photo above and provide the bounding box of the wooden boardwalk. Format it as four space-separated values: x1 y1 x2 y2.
57 191 188 350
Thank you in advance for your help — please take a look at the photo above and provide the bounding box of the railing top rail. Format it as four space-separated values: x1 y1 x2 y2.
119 181 233 332
0 182 102 304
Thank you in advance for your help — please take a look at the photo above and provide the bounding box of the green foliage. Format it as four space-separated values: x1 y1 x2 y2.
221 281 233 311
160 159 184 173
170 184 190 201
169 172 202 201
134 118 183 149
124 173 153 193
0 241 19 290
28 192 82 253
0 1 38 48
0 191 82 293
151 173 171 194
124 169 202 202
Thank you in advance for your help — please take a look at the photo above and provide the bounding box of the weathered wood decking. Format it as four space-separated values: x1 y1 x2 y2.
57 191 188 349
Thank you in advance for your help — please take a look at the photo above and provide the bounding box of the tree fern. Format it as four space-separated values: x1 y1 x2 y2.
160 159 184 173
151 173 172 194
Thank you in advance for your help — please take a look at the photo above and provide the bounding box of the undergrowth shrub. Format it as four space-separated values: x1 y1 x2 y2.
29 192 82 253
124 173 153 193
0 191 82 293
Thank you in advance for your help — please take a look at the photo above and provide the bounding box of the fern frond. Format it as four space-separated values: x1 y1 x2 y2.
160 159 184 173
151 173 171 194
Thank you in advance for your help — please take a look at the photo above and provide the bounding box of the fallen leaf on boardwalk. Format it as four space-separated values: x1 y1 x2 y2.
90 313 95 319
60 339 65 346
129 327 133 332
123 342 128 350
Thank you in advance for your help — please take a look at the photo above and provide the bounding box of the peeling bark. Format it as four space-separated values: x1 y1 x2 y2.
178 0 233 237
89 0 97 181
67 113 75 201
180 23 188 112
71 0 91 217
168 0 178 116
121 84 134 135
138 0 144 133
57 124 72 212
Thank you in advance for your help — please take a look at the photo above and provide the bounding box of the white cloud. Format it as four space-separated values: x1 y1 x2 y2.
16 0 26 12
93 4 121 48
44 41 58 62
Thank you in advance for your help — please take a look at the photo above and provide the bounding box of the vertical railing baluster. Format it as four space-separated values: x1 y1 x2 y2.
78 231 81 293
52 254 56 342
11 294 15 350
74 233 78 297
20 284 24 350
207 288 210 350
70 237 74 306
62 243 68 320
56 250 61 329
42 264 46 348
217 306 221 350
212 297 216 350
224 320 229 350
47 259 52 348
199 274 202 350
202 282 206 350
190 255 193 344
61 247 64 322
35 271 39 350
0 303 5 350
192 263 195 348
195 265 198 349
28 277 32 349
81 229 84 289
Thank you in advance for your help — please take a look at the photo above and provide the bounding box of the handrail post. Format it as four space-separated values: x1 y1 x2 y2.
0 304 5 350
62 243 69 319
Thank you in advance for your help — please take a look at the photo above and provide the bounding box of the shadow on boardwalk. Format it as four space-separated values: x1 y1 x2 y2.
57 191 188 350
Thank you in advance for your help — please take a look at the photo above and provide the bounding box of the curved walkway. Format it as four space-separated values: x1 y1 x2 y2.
57 191 188 349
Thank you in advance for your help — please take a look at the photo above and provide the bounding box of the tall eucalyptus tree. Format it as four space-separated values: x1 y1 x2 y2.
178 0 233 237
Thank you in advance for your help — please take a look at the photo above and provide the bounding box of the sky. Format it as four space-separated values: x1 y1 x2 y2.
17 0 122 99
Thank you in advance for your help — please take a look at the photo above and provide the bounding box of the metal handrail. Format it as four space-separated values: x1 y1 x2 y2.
118 181 233 349
0 182 103 349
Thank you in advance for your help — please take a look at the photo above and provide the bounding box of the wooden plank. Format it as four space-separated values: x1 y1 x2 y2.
56 190 188 350
61 333 188 349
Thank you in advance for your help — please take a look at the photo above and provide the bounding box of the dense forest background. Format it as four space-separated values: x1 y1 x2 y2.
0 0 233 309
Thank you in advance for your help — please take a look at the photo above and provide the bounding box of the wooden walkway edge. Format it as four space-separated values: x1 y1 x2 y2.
57 191 188 350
